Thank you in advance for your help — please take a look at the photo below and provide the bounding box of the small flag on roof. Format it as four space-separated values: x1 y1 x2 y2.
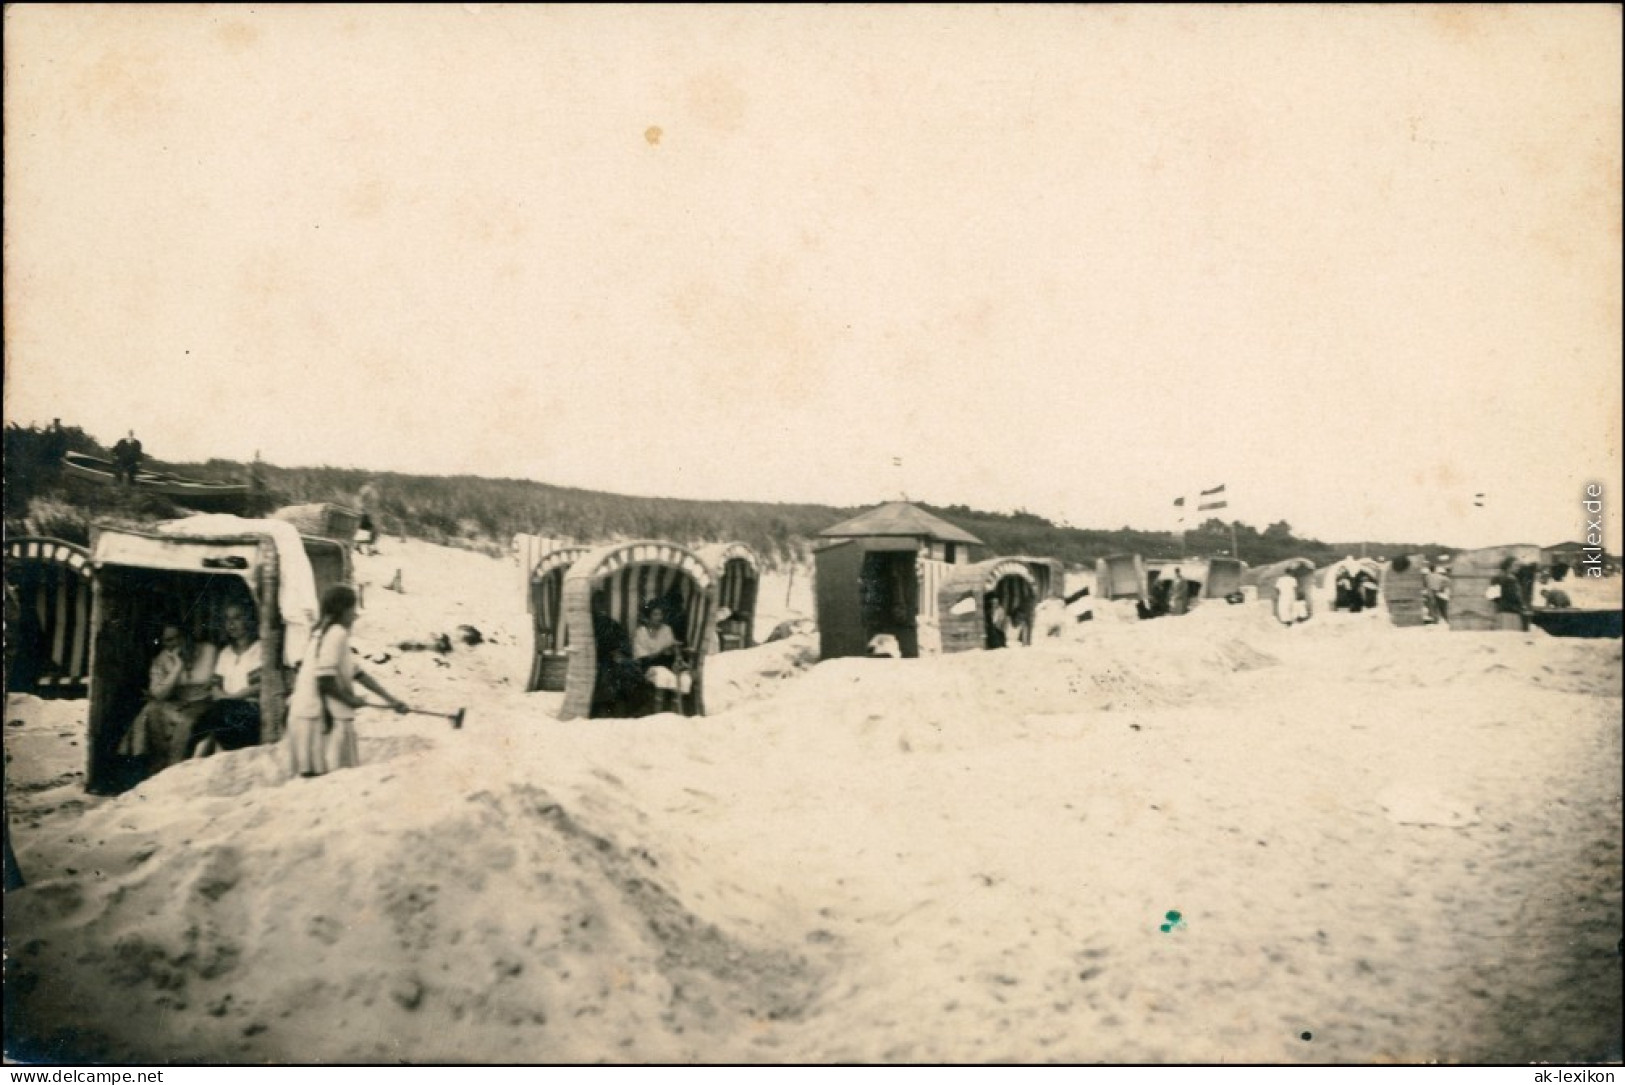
1473 492 1486 507
1198 483 1228 511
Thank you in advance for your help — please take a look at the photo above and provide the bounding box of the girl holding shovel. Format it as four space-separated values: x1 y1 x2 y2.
285 585 409 778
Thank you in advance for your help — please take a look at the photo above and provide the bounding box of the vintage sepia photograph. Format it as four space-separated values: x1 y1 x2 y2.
4 4 1621 1070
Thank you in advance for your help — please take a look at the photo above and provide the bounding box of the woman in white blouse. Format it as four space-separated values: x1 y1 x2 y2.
189 601 265 758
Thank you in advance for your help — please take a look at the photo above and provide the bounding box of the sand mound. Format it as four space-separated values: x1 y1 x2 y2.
6 740 826 1064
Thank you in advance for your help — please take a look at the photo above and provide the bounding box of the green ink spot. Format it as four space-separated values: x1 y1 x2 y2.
1165 910 1182 923
1159 924 1172 933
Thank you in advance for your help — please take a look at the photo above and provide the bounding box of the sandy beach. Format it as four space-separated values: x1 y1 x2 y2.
5 539 1620 1064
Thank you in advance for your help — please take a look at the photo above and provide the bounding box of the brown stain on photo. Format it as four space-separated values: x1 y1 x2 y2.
667 266 826 408
346 178 391 220
1426 5 1501 43
72 45 167 122
645 126 663 146
216 19 261 53
687 71 748 134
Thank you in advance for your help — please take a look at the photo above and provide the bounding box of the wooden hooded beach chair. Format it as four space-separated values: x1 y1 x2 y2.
526 545 589 691
938 559 1038 652
557 541 718 720
697 542 761 652
4 537 93 698
1094 553 1149 610
83 524 304 793
1448 544 1542 631
1201 557 1247 599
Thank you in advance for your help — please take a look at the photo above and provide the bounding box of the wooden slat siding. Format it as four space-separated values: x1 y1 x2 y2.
938 559 1037 653
916 558 953 622
4 537 93 696
558 542 718 721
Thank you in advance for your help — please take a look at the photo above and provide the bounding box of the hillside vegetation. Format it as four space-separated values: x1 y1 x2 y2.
4 422 1452 569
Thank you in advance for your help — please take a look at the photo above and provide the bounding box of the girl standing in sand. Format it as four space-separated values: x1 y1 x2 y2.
284 586 408 777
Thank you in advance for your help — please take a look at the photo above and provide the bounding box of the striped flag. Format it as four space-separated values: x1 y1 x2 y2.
1473 492 1486 508
1198 483 1228 512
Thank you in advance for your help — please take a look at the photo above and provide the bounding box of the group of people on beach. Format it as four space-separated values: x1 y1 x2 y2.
118 599 266 772
118 586 409 785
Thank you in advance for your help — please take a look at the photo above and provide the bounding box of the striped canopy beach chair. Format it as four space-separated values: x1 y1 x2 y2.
697 542 760 652
4 537 93 698
937 559 1038 653
557 541 718 720
526 545 589 691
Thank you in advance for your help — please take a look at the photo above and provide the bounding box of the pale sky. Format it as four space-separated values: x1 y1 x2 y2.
5 5 1621 549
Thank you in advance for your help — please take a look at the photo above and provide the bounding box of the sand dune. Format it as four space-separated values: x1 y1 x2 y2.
5 541 1620 1064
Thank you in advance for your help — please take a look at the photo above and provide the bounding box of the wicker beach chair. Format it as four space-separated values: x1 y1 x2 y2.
937 559 1039 653
83 525 300 794
557 541 719 721
3 537 93 698
696 542 761 652
526 546 590 691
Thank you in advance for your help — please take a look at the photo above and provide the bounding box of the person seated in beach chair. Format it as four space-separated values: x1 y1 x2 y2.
117 620 218 775
590 591 645 718
633 600 693 715
188 601 263 757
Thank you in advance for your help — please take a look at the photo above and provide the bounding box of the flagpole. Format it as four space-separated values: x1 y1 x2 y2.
1230 521 1239 562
